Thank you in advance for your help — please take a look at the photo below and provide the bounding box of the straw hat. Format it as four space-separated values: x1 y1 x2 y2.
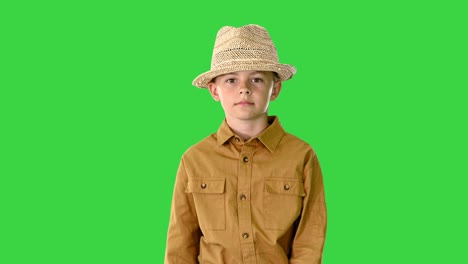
192 24 297 88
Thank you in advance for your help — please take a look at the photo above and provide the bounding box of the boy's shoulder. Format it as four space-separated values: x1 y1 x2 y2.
281 131 318 156
182 132 219 157
282 131 313 148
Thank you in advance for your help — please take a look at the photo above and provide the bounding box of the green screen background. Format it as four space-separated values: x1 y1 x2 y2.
1 1 467 263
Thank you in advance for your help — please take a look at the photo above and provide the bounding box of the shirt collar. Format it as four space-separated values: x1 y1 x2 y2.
216 116 286 152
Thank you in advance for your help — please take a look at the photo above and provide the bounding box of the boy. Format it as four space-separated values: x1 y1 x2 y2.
165 24 327 263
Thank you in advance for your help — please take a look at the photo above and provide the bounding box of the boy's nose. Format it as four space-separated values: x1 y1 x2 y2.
239 88 251 95
239 80 252 95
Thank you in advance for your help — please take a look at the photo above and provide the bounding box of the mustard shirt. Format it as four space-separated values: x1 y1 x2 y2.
165 116 327 263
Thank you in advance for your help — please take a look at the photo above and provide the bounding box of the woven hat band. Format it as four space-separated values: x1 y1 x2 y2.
212 49 279 69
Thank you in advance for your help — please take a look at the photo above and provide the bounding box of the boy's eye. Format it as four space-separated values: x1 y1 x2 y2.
226 78 236 83
252 78 264 83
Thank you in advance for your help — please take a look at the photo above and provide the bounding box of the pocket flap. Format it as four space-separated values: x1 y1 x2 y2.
186 178 226 194
264 178 306 196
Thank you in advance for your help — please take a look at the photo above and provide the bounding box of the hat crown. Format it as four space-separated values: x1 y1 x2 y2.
210 25 279 69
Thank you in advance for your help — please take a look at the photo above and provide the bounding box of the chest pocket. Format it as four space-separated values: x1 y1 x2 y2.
186 177 226 231
264 178 306 230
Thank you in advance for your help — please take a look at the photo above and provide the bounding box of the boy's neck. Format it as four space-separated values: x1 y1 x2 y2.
225 115 270 141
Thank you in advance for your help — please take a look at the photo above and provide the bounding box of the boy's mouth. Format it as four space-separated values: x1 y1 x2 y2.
235 101 254 106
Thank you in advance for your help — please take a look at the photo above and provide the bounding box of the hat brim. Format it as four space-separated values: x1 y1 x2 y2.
192 63 296 88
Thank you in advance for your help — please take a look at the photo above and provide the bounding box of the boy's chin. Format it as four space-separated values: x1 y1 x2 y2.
227 113 269 121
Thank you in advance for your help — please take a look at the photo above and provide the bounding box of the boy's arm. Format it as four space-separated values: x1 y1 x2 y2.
290 152 327 264
164 157 201 264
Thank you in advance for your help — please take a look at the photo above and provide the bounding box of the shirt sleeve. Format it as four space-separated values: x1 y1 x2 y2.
290 152 327 264
164 157 201 264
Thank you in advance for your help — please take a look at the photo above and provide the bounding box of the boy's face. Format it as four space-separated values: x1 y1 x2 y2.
208 70 282 123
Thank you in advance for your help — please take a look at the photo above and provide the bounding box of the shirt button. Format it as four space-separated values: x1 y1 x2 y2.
240 194 247 201
201 183 207 189
242 233 249 239
243 157 249 162
284 184 290 190
235 137 240 142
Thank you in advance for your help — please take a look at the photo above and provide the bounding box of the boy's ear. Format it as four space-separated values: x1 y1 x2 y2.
208 82 220 101
270 81 282 101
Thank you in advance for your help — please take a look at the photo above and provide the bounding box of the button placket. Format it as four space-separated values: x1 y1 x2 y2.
237 143 256 256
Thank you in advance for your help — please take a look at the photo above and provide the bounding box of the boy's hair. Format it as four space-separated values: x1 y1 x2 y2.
193 25 296 89
209 71 280 84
